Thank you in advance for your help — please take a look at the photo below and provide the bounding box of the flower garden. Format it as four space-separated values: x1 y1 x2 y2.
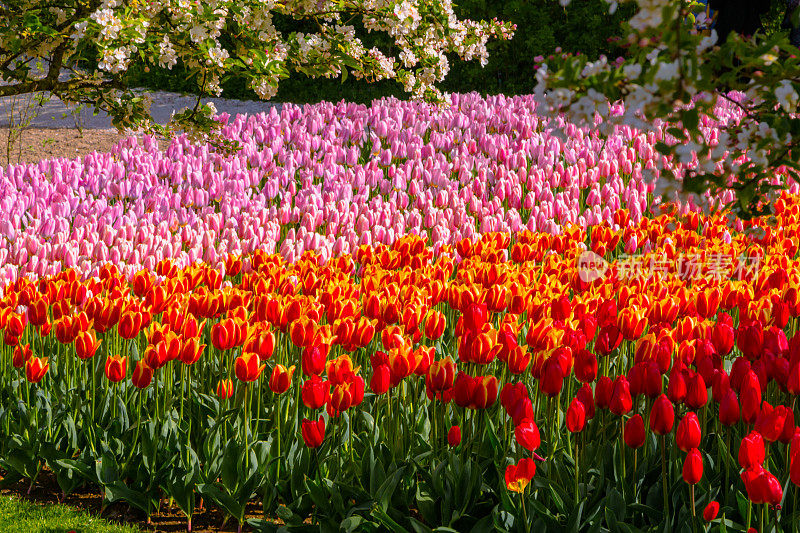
2 92 800 532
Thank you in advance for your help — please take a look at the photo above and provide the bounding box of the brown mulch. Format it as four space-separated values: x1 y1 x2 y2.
1 470 280 532
0 128 134 166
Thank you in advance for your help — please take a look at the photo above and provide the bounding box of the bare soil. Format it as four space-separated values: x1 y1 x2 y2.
0 128 132 166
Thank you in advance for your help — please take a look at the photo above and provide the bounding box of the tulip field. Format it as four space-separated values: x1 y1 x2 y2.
3 93 800 532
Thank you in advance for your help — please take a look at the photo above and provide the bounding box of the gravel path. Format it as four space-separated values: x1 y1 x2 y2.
0 90 282 129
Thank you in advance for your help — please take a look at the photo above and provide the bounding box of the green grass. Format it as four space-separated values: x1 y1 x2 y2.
0 495 139 533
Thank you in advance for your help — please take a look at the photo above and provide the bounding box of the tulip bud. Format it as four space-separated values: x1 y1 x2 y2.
676 412 702 452
566 398 586 433
131 361 153 389
649 394 675 435
216 378 234 399
515 418 541 451
703 501 719 521
301 416 325 448
739 431 766 470
624 414 646 449
682 448 703 485
448 426 462 447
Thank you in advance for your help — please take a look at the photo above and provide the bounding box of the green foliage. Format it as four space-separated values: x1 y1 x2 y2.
123 0 634 104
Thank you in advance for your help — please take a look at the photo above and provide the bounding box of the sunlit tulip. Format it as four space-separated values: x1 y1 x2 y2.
515 418 541 451
132 361 153 389
649 394 674 435
676 413 701 452
301 416 325 448
269 364 296 394
25 356 49 383
105 354 127 383
682 448 703 485
235 351 266 382
505 458 536 493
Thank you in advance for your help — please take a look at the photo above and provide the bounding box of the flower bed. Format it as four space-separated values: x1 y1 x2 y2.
1 186 800 530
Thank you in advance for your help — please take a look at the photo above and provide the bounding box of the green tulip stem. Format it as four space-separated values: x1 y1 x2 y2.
661 435 669 520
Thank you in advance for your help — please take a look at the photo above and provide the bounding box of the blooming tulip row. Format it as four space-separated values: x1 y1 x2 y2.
3 93 795 289
2 189 800 531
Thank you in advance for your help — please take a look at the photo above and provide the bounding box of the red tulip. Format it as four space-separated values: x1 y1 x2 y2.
576 383 596 419
302 376 328 409
301 416 325 448
574 349 598 383
515 419 541 451
595 324 623 355
593 377 613 412
104 354 127 383
685 372 708 409
609 377 633 416
703 501 719 521
624 414 646 449
301 344 327 376
737 321 764 361
739 431 765 470
505 458 536 493
649 394 675 435
682 448 703 485
539 358 564 397
448 426 461 447
676 413 701 452
370 364 391 394
719 389 741 426
740 370 762 424
755 402 788 443
566 399 586 433
463 302 488 335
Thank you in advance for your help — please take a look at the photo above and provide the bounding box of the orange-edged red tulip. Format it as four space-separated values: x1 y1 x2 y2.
144 342 168 370
624 414 646 448
618 306 647 340
650 394 675 435
118 310 143 340
269 364 295 394
105 354 127 383
682 448 703 485
329 383 353 415
244 327 275 361
211 318 244 351
302 375 329 409
132 361 153 389
27 297 48 327
473 375 499 409
179 337 206 365
12 343 32 369
676 412 702 452
301 416 326 448
235 351 266 382
25 356 49 383
448 426 461 446
427 357 456 394
327 354 357 385
505 458 536 493
424 310 446 340
566 398 586 433
289 316 316 348
216 379 234 399
506 345 531 375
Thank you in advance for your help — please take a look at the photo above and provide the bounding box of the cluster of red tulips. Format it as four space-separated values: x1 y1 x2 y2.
2 194 800 531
